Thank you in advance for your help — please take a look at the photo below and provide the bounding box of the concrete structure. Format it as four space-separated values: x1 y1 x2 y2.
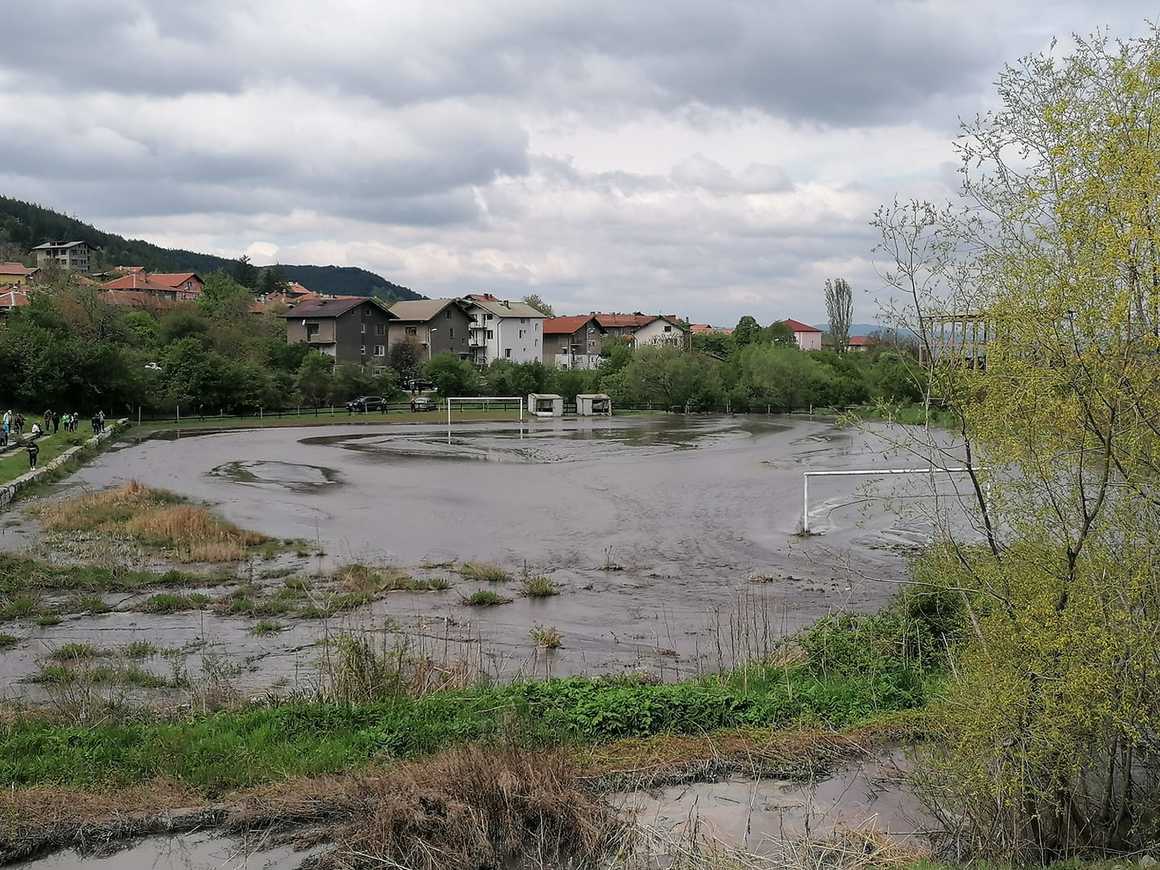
0 263 38 286
32 241 91 272
779 318 823 351
543 314 605 369
387 298 473 361
527 393 564 417
918 312 990 368
594 312 655 340
633 315 690 348
576 393 612 416
463 294 545 365
284 297 396 367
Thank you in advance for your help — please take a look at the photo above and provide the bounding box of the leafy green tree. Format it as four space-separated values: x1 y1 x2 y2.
823 277 853 353
388 339 422 386
199 271 253 319
233 255 258 289
258 264 289 297
425 353 480 397
294 352 334 407
767 321 795 346
733 315 763 346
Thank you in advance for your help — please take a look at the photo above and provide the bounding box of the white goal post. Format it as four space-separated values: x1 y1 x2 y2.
801 466 989 534
446 396 525 439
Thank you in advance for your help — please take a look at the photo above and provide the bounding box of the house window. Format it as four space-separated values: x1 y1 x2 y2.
375 324 385 336
361 322 367 334
486 329 494 339
518 329 524 338
445 310 452 319
360 345 366 356
405 326 417 336
486 313 493 321
449 327 454 338
663 325 672 332
306 322 320 339
520 318 527 324
374 344 385 357
505 348 511 358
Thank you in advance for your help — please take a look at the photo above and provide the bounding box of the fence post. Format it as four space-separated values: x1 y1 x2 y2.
802 474 810 534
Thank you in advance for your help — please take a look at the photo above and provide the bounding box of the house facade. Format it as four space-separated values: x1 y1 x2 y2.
150 272 204 300
101 270 204 301
0 263 38 286
387 299 473 360
542 315 605 369
633 316 690 348
780 318 823 351
32 241 91 272
463 294 545 365
284 298 396 367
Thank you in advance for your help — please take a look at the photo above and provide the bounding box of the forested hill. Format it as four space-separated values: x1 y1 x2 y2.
0 196 424 301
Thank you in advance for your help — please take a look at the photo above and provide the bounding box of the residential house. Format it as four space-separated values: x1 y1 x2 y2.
387 298 473 361
283 297 396 367
593 312 655 340
149 272 204 300
633 315 690 348
779 318 823 351
102 272 204 303
846 336 872 352
32 241 91 272
542 315 605 369
462 294 546 365
101 289 180 312
0 263 38 286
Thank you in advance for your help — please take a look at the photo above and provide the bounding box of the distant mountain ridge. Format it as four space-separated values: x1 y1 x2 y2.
813 321 883 337
0 196 424 301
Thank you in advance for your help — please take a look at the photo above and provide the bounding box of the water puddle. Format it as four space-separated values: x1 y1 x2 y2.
16 831 320 869
209 460 342 493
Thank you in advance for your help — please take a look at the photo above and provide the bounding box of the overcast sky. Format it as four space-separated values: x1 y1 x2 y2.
2 1 1154 324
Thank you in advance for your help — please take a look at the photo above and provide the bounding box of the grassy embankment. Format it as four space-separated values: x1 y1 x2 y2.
0 427 92 487
0 592 956 793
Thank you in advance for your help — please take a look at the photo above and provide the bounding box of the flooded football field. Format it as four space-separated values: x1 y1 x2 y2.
0 415 974 694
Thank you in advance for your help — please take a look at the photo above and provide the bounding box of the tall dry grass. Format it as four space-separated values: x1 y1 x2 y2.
34 481 267 562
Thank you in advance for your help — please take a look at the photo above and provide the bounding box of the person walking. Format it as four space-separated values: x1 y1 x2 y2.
14 414 24 436
26 438 39 469
50 410 59 434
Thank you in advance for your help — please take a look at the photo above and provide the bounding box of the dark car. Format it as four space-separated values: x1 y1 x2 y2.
409 396 436 412
346 396 387 412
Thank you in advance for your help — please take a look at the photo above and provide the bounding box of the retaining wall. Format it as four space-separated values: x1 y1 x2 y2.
0 419 127 510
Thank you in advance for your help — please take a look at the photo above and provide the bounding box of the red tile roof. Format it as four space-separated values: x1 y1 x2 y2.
543 315 600 335
847 335 871 346
0 288 30 309
101 273 182 293
780 318 821 333
690 323 733 335
149 272 202 288
0 262 36 276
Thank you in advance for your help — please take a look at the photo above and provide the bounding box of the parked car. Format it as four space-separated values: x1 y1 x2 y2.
410 396 436 412
346 396 387 412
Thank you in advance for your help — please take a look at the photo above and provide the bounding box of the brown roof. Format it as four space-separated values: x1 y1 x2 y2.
101 273 182 293
285 281 312 296
594 312 655 329
690 323 733 335
282 297 392 318
148 272 202 288
0 262 36 276
780 318 822 333
388 298 464 322
847 335 871 346
543 314 602 335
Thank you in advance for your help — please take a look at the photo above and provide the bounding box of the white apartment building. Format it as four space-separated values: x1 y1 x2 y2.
463 294 546 365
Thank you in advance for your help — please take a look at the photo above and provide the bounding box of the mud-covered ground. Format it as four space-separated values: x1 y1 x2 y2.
0 415 975 697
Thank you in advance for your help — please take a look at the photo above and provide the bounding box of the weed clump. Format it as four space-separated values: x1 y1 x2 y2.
48 643 108 661
530 625 563 649
520 575 559 598
0 634 17 650
123 640 158 659
252 620 283 636
463 590 511 607
460 563 511 583
141 592 210 614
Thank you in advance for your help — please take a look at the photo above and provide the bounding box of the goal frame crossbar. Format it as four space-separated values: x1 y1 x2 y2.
446 396 525 439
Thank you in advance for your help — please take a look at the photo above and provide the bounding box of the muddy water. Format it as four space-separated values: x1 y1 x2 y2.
619 749 931 857
16 831 319 869
0 416 976 691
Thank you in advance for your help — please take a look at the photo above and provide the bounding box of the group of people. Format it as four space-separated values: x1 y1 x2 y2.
1 408 107 469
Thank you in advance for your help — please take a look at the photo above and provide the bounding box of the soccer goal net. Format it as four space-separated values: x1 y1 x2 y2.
445 396 525 439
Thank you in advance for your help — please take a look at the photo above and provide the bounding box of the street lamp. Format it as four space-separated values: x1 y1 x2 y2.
428 328 438 362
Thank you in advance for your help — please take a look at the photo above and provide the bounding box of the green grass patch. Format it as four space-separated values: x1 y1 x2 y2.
520 576 559 598
252 619 284 636
0 430 89 487
459 563 512 583
141 592 211 614
47 642 109 661
124 641 159 659
30 662 173 689
0 634 19 650
463 590 511 607
0 553 204 597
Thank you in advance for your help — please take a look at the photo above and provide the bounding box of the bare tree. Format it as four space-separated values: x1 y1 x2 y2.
823 278 853 352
